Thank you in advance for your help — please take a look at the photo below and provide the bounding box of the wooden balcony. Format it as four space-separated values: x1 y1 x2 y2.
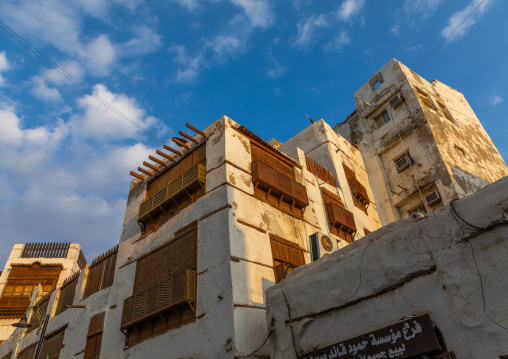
347 177 370 206
251 160 309 208
325 202 356 235
121 270 197 331
138 164 206 224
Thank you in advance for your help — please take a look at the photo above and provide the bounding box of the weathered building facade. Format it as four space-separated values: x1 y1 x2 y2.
0 116 381 359
265 176 508 359
0 243 85 345
335 59 508 225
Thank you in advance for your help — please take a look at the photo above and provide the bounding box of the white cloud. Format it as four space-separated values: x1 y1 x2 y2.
337 0 364 21
170 0 201 11
294 14 328 47
0 51 10 86
206 35 244 61
29 60 85 102
117 26 162 57
403 0 443 17
324 31 350 51
490 95 502 106
230 0 275 29
440 0 492 42
80 35 116 76
72 84 159 139
170 45 206 84
267 60 288 79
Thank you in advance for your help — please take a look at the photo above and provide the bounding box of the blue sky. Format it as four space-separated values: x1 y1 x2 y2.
0 0 507 267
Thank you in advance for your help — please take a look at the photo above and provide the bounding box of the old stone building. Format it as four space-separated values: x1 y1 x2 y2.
0 116 381 359
335 59 508 225
0 243 85 345
265 176 508 359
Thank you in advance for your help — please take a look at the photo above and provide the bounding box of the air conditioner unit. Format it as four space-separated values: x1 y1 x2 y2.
394 154 412 172
424 190 442 207
309 232 337 262
389 94 405 109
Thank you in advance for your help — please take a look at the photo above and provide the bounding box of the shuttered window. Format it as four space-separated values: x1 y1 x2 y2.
123 223 198 347
251 144 295 180
0 264 61 319
16 344 36 359
83 246 118 299
84 312 105 359
322 188 356 242
39 327 66 359
270 235 305 283
55 271 80 316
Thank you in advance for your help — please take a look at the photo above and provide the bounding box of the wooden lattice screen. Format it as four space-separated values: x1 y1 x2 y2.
55 271 80 316
84 312 106 359
21 242 70 258
0 264 61 319
305 156 336 187
83 246 118 299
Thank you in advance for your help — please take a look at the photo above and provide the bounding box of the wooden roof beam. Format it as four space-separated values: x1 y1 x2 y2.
156 150 175 161
143 161 160 172
163 145 182 156
179 131 199 144
130 171 145 181
138 167 154 176
149 155 166 166
173 137 190 150
186 123 207 138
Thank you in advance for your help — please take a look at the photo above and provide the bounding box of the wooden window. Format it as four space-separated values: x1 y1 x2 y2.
343 164 370 214
374 111 391 128
305 156 336 186
140 144 206 236
55 271 80 316
322 188 356 242
84 312 105 359
0 263 61 319
251 143 309 219
39 326 66 359
83 246 118 299
16 344 36 359
270 235 305 283
122 224 198 347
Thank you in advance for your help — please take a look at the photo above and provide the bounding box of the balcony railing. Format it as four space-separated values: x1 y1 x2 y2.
121 270 197 330
251 160 309 208
138 163 206 224
325 202 356 235
347 177 370 206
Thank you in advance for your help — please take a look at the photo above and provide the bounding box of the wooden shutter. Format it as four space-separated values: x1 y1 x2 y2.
270 235 305 283
84 312 106 359
39 328 65 359
17 344 36 359
55 271 80 316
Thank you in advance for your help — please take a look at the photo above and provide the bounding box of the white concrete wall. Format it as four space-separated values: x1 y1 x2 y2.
266 176 508 359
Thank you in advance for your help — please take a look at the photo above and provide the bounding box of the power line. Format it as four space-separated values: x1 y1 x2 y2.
0 201 127 226
0 20 167 145
413 0 488 70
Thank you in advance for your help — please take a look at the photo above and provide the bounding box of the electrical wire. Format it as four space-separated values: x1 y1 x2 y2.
0 20 167 145
413 0 488 70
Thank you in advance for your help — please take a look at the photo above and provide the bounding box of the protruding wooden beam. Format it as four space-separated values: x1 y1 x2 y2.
138 167 154 176
156 150 175 161
163 144 182 156
149 155 166 166
130 171 145 180
186 123 207 138
179 131 199 144
173 137 190 150
143 161 160 172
